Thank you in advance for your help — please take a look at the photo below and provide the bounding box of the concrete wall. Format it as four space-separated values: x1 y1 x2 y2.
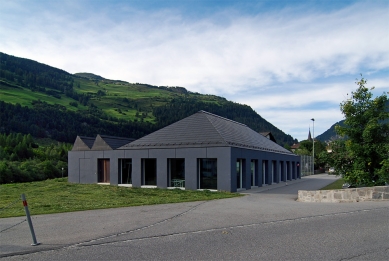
68 146 300 192
298 186 389 203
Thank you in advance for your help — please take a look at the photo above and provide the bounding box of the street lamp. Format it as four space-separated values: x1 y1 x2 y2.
62 167 64 178
311 118 315 174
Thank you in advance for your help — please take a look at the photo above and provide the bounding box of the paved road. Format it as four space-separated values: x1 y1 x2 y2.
1 174 388 260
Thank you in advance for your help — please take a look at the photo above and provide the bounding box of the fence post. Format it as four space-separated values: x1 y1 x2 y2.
21 194 40 246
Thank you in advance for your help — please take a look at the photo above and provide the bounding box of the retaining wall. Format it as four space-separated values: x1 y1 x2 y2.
298 186 389 203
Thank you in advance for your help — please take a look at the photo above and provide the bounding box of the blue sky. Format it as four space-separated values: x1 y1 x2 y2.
1 0 388 141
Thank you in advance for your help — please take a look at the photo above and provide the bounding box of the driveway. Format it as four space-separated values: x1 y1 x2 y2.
1 174 388 260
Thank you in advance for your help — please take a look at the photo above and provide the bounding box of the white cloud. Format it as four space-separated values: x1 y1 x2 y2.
0 0 388 141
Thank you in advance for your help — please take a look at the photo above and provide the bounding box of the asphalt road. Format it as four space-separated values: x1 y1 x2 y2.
1 174 388 260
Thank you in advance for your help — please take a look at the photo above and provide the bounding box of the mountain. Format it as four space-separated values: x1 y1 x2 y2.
0 52 297 146
316 99 389 143
316 120 345 142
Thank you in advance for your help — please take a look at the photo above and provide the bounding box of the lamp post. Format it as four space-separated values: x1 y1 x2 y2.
62 167 64 178
311 118 315 174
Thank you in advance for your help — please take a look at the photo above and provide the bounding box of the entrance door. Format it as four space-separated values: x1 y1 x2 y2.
98 159 110 183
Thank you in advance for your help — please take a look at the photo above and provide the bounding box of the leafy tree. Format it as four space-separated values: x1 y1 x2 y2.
294 140 327 169
329 77 388 186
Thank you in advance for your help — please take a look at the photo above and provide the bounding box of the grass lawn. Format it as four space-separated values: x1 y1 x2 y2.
0 178 241 218
320 178 345 190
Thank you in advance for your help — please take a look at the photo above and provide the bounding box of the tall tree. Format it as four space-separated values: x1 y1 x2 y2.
330 77 389 186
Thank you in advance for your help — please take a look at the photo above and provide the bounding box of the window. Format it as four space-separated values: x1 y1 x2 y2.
142 159 157 185
168 159 185 188
236 159 245 189
198 159 217 190
236 159 242 189
119 159 132 184
98 159 110 183
262 160 268 185
251 160 258 187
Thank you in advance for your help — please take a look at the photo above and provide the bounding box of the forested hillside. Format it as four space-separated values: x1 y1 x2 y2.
0 52 297 146
315 120 345 142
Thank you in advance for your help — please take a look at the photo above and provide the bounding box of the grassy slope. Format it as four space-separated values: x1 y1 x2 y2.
0 53 297 145
0 76 222 123
0 178 241 218
320 178 344 190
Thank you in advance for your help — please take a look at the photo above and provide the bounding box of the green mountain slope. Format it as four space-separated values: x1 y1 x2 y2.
316 120 345 142
0 52 297 146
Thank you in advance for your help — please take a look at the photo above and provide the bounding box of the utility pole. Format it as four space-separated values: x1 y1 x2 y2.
311 118 315 174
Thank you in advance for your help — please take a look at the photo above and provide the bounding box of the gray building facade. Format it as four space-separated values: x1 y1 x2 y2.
68 111 300 192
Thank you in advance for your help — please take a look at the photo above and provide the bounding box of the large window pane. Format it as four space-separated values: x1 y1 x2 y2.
236 159 243 189
198 159 217 190
119 159 132 184
251 160 257 187
169 159 185 187
142 159 157 185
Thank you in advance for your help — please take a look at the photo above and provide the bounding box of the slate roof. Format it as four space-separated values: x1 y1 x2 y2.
72 136 95 151
91 135 135 150
119 111 293 155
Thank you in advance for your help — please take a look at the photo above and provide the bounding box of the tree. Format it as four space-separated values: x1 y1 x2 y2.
330 77 389 186
294 140 327 169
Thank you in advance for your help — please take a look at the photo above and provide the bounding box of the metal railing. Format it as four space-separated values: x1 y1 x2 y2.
300 155 314 176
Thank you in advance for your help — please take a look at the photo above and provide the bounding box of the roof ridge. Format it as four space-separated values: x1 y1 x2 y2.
201 112 232 146
198 110 247 127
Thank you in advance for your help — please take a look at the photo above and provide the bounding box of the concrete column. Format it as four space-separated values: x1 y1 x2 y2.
132 158 142 187
156 158 168 188
185 158 198 190
245 159 251 190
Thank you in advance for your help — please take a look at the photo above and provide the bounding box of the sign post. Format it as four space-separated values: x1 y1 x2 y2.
21 194 40 246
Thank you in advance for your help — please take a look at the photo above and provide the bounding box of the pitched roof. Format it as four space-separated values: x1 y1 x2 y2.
91 135 135 150
120 111 293 155
72 136 95 151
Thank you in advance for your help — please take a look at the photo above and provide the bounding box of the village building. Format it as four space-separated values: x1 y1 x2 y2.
68 111 301 192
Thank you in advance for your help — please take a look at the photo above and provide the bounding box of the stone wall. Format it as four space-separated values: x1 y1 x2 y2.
298 186 389 203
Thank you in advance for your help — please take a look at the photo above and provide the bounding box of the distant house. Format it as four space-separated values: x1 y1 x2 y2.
290 143 300 152
68 111 301 192
290 128 315 153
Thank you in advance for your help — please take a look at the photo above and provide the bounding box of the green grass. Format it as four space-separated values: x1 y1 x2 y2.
320 178 345 190
0 178 241 218
1 76 225 124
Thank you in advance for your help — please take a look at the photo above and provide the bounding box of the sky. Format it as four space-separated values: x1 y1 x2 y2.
1 0 388 142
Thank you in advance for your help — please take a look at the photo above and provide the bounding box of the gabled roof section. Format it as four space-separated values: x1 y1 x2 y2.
120 111 293 155
260 132 277 143
72 136 95 151
91 135 135 150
